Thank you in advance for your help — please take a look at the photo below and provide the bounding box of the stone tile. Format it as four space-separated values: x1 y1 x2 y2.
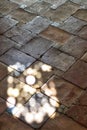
0 48 35 72
78 25 87 40
0 16 18 34
0 113 33 130
22 16 50 34
21 37 53 58
73 9 87 22
41 48 75 71
58 16 87 34
43 1 80 23
0 98 7 114
77 91 87 105
66 105 87 127
8 8 36 26
13 92 58 128
24 1 51 15
60 36 87 58
0 75 36 106
63 61 87 89
71 0 87 6
0 36 16 56
41 113 87 130
5 26 33 46
40 25 71 47
81 52 87 62
16 61 63 88
42 76 83 106
0 0 18 16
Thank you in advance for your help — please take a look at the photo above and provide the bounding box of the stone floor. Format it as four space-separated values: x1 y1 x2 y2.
0 0 87 129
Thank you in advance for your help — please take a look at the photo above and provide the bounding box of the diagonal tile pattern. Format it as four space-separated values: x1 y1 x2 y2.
0 0 87 130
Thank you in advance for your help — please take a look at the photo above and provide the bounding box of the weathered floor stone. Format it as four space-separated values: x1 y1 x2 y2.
78 25 87 40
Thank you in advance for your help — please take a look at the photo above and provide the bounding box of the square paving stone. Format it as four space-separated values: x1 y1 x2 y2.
0 0 18 16
40 25 71 47
63 61 87 89
66 105 87 128
15 61 63 88
8 8 36 26
43 1 80 23
41 113 87 130
0 35 16 56
78 25 87 40
73 9 87 22
0 75 36 106
21 37 53 58
24 1 51 15
58 16 87 34
41 48 75 71
22 16 51 34
0 113 33 130
81 52 87 62
60 36 87 58
13 92 58 128
0 48 36 72
5 26 33 46
42 76 83 107
0 97 7 114
0 16 18 34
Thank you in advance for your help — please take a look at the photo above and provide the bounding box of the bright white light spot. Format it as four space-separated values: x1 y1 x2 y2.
7 97 16 108
23 85 36 94
7 76 13 84
41 64 52 72
7 88 19 97
26 75 36 85
25 113 34 123
35 112 43 123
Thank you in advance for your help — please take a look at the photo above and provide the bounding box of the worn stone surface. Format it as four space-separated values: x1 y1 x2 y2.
41 47 75 71
58 16 87 34
81 52 87 62
41 113 87 130
8 8 36 26
78 25 87 40
60 36 87 58
66 105 87 128
0 36 16 56
0 113 33 130
5 26 32 46
77 91 87 105
0 98 7 115
21 37 53 58
43 1 80 23
0 48 36 72
24 1 51 15
0 16 18 34
63 61 87 89
13 92 58 128
40 25 71 47
22 16 50 34
73 9 87 22
42 76 83 106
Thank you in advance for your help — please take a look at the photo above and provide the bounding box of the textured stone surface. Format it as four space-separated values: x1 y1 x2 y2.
60 36 87 58
58 16 87 34
42 76 83 106
0 48 35 72
78 25 87 40
13 92 58 128
41 113 87 130
43 1 80 23
22 16 50 34
73 9 87 22
77 91 87 106
63 61 87 89
66 105 87 128
41 48 75 71
40 25 71 47
0 36 16 56
0 113 33 130
0 98 7 114
81 52 87 62
5 26 32 46
21 37 53 58
0 16 18 34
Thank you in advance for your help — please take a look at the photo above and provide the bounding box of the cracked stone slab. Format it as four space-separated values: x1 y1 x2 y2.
41 47 75 71
0 48 36 72
58 16 87 34
12 92 58 128
22 16 51 34
0 16 18 34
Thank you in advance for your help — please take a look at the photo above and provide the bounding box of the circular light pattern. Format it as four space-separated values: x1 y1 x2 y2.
26 75 36 85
